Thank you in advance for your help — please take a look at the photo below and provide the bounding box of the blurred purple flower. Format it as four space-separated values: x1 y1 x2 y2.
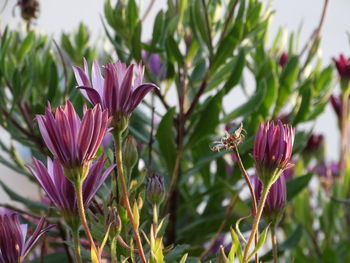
304 134 324 154
279 52 288 67
252 174 287 222
27 156 114 229
253 120 295 183
312 162 339 192
0 210 53 263
73 59 159 124
142 51 166 80
36 101 109 168
333 54 350 79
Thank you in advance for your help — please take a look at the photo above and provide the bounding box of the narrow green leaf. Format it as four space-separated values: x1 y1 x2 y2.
155 107 177 174
287 173 313 201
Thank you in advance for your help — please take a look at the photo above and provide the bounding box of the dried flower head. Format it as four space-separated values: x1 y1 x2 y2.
17 0 40 22
211 123 245 152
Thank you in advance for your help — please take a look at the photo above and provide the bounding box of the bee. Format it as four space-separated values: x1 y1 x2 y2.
211 123 246 152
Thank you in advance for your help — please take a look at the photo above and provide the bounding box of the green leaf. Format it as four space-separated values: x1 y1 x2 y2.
274 56 299 115
293 81 312 125
131 22 142 60
29 252 69 263
248 224 270 260
47 60 58 102
260 225 303 261
0 180 48 211
18 31 35 64
127 0 138 31
164 245 189 262
155 107 177 174
222 81 267 122
190 0 211 51
229 227 242 262
166 36 183 66
287 173 313 201
152 11 165 46
221 49 246 94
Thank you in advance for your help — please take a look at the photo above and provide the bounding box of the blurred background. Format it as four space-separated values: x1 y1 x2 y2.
1 0 349 202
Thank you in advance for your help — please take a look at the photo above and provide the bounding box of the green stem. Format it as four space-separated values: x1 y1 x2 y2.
153 204 158 238
72 229 83 263
74 181 99 262
113 131 147 263
111 237 118 263
242 183 272 263
271 226 278 263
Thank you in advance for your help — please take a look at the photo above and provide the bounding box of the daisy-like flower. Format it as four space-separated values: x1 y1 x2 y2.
27 156 114 229
36 101 109 176
73 59 159 131
253 120 295 185
0 210 53 263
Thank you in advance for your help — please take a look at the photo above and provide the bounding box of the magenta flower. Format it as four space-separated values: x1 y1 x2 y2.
73 59 158 127
252 174 287 223
0 210 53 263
253 120 295 184
312 162 339 193
36 101 109 169
333 54 350 79
27 156 114 229
279 52 288 67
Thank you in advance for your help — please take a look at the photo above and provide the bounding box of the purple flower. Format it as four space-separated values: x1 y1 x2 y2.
142 51 166 79
333 54 350 79
253 120 295 184
36 101 109 169
252 174 287 222
27 156 114 229
312 162 339 193
279 52 288 67
73 59 159 127
0 210 53 263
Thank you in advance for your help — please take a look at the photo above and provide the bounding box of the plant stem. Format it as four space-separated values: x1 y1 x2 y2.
111 237 118 263
153 204 158 238
340 91 349 179
72 229 83 263
271 226 278 263
242 183 272 263
74 181 99 262
114 132 147 263
233 146 259 263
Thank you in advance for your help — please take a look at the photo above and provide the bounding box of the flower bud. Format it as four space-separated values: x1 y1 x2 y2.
252 174 287 224
146 173 165 205
279 52 288 67
334 54 350 93
253 120 295 185
123 136 138 172
106 207 122 239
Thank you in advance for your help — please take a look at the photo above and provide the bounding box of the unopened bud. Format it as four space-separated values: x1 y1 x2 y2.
123 136 138 171
146 173 165 205
106 207 122 238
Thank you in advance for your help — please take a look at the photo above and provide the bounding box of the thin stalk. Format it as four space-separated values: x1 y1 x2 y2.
340 91 349 179
72 229 83 263
114 132 147 263
74 181 99 262
111 237 118 263
153 204 158 238
271 226 278 263
242 183 272 263
233 146 259 263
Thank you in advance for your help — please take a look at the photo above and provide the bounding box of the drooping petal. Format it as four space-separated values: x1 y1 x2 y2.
130 83 159 113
